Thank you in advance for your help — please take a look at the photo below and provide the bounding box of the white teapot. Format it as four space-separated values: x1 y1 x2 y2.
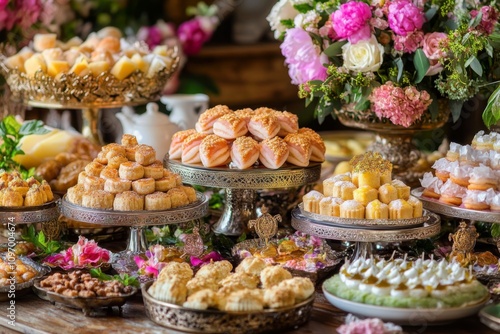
115 102 180 161
160 94 209 130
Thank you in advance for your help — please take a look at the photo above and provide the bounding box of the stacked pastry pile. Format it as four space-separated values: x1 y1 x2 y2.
147 258 314 311
421 130 500 211
0 171 54 207
3 27 172 80
65 134 197 211
0 256 38 285
324 256 488 308
303 152 422 219
168 105 325 169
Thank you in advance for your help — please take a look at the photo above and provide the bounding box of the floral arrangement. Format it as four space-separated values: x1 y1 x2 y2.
337 314 402 334
43 236 111 270
268 0 500 128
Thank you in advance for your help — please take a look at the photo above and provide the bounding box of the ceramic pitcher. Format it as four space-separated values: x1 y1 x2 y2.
160 94 209 130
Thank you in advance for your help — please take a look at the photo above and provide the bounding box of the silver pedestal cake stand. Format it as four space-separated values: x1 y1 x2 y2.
291 207 441 259
164 158 321 236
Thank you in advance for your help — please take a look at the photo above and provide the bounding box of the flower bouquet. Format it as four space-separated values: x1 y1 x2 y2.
268 0 500 128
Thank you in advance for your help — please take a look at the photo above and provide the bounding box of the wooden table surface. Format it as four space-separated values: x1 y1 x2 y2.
0 287 496 334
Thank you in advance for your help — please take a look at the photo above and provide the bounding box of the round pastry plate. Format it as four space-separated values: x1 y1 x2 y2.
0 255 51 301
165 158 322 189
0 195 60 224
322 284 489 325
142 281 314 334
59 192 208 227
298 203 428 229
479 304 500 332
412 188 500 223
291 207 441 242
33 280 138 316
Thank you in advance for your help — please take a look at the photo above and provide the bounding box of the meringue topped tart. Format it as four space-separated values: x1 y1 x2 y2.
324 256 488 308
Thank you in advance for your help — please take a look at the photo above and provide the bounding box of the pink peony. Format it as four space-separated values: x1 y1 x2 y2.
281 28 328 85
0 0 9 31
393 30 424 53
471 6 499 35
177 16 217 56
370 82 432 127
331 1 372 44
387 0 425 36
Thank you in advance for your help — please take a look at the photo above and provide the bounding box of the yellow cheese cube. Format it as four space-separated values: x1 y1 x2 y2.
110 56 136 80
33 33 57 52
4 54 25 72
153 45 168 57
24 54 47 78
70 56 89 76
130 53 149 73
47 60 70 77
88 61 110 76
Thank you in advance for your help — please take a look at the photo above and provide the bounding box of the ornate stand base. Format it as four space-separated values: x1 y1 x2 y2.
212 188 256 236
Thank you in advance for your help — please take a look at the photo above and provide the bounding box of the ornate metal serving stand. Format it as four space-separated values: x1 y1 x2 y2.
0 196 61 239
291 207 441 259
60 193 209 270
165 158 321 236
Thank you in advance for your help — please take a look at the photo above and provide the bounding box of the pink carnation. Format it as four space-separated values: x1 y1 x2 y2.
178 16 217 56
332 1 372 44
388 0 425 36
370 82 432 127
281 28 328 85
393 30 424 53
470 6 499 35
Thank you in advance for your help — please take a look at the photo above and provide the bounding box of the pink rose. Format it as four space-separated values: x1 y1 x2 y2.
388 0 425 36
281 28 328 85
422 32 448 60
332 1 372 44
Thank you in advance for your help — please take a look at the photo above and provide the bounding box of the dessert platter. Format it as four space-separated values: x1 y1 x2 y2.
414 130 500 223
292 153 441 258
0 28 179 144
165 105 324 235
142 258 315 333
322 256 490 324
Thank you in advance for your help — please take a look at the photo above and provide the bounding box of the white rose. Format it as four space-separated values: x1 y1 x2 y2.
342 35 384 73
267 0 299 39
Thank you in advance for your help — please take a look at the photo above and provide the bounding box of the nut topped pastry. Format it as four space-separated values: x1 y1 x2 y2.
195 105 233 134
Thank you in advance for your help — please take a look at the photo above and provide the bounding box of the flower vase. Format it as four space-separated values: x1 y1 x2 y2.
336 101 449 187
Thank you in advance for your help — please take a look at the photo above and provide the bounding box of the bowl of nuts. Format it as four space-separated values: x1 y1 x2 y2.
0 254 50 301
33 270 138 316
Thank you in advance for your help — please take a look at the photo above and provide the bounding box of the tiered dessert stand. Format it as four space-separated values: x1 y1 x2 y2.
59 193 209 272
164 158 322 236
291 205 441 259
0 196 61 239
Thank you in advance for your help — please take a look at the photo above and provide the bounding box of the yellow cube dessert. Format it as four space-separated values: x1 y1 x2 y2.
33 33 57 52
88 60 111 76
110 56 137 80
47 60 70 77
4 54 25 72
366 199 389 219
388 199 413 219
378 183 398 204
340 200 365 219
407 196 423 218
332 181 357 200
302 190 324 214
131 53 150 73
24 54 47 78
380 169 392 185
69 56 89 76
319 197 343 217
323 173 351 197
358 170 381 189
353 185 378 206
391 180 411 200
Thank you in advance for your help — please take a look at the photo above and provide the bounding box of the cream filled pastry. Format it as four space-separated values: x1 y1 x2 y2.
420 172 443 199
439 180 467 206
275 111 299 137
284 133 312 167
168 129 197 160
463 189 495 210
195 105 232 133
233 108 255 124
297 128 326 162
259 137 289 169
247 114 280 141
212 113 248 140
181 133 209 164
199 134 230 168
468 165 498 191
230 136 260 169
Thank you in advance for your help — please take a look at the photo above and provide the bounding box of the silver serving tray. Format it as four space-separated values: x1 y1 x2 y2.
142 281 314 333
33 279 138 316
298 203 429 229
412 187 500 223
0 195 60 224
479 304 500 331
0 254 51 301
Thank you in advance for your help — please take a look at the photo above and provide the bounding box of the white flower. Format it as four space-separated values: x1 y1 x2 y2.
342 35 384 73
267 0 300 39
294 10 321 34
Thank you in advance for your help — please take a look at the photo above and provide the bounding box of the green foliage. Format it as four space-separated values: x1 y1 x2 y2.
0 116 49 179
90 268 140 288
491 223 500 238
483 84 500 128
21 225 63 256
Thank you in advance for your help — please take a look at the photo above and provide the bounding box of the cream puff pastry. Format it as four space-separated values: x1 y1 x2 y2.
230 136 260 169
212 113 248 139
199 134 230 168
259 137 289 169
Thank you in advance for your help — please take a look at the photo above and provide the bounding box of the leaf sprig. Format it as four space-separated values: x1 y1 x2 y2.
90 268 140 288
21 225 63 256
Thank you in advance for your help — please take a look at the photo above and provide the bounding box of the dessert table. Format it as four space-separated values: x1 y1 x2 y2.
0 287 495 334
